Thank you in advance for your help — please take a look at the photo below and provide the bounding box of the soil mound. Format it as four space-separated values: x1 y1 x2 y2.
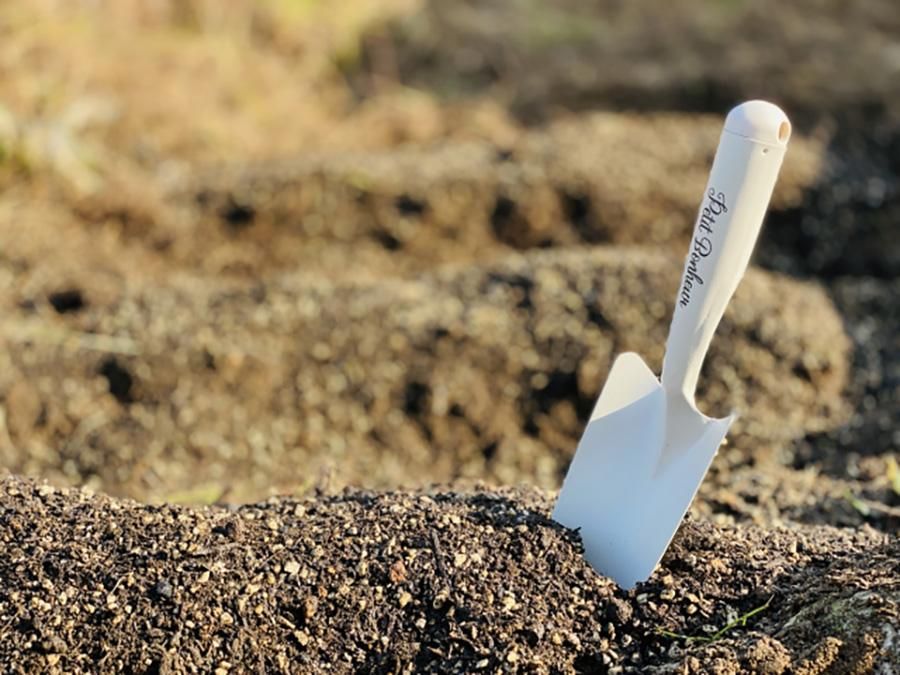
1 476 896 673
0 248 848 502
158 114 822 279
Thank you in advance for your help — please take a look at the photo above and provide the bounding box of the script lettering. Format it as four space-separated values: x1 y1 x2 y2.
679 189 726 308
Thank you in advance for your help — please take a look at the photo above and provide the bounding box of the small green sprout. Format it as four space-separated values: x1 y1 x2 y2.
845 490 872 517
886 456 900 496
656 596 773 644
844 489 900 518
161 484 227 506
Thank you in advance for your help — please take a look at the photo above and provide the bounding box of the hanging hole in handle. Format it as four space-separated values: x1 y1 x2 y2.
777 120 791 143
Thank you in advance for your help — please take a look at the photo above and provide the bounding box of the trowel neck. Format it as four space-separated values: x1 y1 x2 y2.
660 322 705 405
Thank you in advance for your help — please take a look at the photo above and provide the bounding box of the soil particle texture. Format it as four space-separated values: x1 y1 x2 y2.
0 476 897 674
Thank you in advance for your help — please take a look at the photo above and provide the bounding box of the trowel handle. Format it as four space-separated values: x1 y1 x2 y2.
661 101 791 403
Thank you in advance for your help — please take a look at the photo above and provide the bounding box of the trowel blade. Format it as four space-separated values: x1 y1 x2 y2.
553 353 733 589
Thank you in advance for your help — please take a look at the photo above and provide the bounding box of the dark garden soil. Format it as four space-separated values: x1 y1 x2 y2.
1 476 898 674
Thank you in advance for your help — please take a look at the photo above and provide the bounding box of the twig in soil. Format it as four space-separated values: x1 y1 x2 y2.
656 596 773 644
0 406 15 454
60 411 110 460
73 332 141 355
430 530 449 583
3 322 140 355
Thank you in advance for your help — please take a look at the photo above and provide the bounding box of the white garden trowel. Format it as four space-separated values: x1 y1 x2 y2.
553 101 792 589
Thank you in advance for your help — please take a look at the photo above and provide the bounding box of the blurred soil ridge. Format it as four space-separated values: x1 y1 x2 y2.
0 3 897 521
0 248 849 502
169 114 823 277
355 0 900 279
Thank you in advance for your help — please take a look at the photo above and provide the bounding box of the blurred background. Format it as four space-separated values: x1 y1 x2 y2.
0 0 896 532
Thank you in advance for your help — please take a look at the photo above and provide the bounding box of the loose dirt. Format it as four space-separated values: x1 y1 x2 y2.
1 476 897 673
